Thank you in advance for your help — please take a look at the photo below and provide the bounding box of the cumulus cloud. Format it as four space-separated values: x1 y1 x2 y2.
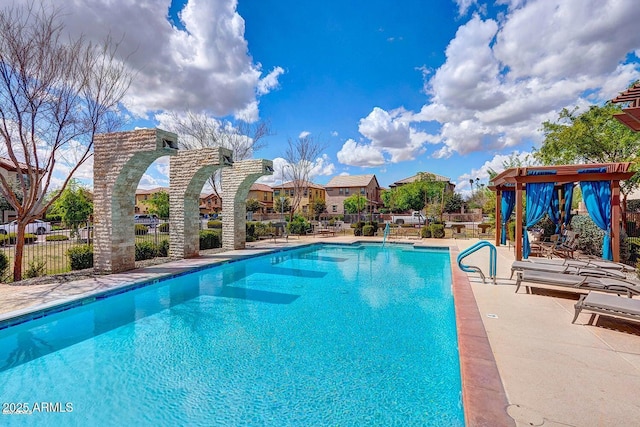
28 0 282 122
337 107 432 166
299 131 311 139
455 150 536 196
337 139 385 167
411 0 640 158
258 155 335 185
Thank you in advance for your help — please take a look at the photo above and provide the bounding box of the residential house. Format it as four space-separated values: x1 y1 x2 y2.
199 192 222 215
324 174 382 215
272 180 326 216
134 187 168 214
389 172 455 194
247 183 274 214
0 158 45 223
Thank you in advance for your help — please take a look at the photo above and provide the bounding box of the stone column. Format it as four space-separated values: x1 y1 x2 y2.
221 159 273 250
93 128 178 273
168 148 233 259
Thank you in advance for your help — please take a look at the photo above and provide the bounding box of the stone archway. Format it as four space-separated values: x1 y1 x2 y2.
221 159 274 250
168 148 233 259
93 128 178 273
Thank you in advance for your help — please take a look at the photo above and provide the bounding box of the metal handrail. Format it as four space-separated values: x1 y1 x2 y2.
457 241 497 284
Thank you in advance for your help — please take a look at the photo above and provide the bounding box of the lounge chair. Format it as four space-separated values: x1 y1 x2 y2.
572 292 640 326
551 230 579 258
528 257 636 273
510 260 628 280
515 270 640 297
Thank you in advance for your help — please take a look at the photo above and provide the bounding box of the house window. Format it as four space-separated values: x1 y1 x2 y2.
274 190 280 196
263 193 267 201
332 205 337 212
339 188 344 195
360 187 365 195
345 188 350 195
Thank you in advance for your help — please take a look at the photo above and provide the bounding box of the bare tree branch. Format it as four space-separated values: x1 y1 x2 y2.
283 135 325 219
0 2 133 281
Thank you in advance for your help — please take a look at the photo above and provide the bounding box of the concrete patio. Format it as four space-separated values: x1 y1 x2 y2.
0 235 639 426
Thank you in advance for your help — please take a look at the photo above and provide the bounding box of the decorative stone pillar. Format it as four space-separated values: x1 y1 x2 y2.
93 129 178 273
168 148 233 259
221 159 273 250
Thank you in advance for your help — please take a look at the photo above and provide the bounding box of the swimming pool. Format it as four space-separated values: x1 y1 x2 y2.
0 243 464 426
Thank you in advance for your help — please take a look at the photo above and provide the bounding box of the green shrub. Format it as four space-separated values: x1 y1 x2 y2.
68 245 94 270
246 221 256 239
135 241 157 261
51 225 64 231
135 224 148 235
0 235 9 246
45 213 63 222
24 259 46 279
158 222 169 233
5 233 38 244
208 220 222 229
200 230 221 250
430 223 445 238
156 239 169 257
46 234 70 241
362 224 375 236
287 215 310 235
351 221 365 236
507 221 516 242
0 251 8 280
421 226 431 238
366 221 379 234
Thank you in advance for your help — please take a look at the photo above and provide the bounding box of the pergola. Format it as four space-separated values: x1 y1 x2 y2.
611 82 640 131
489 163 635 262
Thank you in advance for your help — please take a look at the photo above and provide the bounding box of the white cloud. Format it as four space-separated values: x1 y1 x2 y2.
29 0 282 122
336 139 385 167
455 151 535 197
299 131 311 139
309 154 336 178
349 107 431 164
410 0 640 158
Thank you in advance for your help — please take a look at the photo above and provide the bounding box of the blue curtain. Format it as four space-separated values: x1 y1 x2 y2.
563 183 574 229
580 180 612 260
524 179 556 258
500 190 515 245
547 189 560 234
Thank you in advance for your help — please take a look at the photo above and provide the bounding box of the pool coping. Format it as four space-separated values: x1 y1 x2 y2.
0 240 514 426
449 246 515 426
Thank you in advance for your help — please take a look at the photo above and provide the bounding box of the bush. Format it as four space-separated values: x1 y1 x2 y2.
135 224 148 235
67 245 94 270
421 226 431 238
0 251 8 280
200 230 221 250
208 220 222 229
507 221 516 242
24 259 46 279
430 223 445 238
287 215 310 235
4 233 38 244
156 239 169 257
46 234 70 241
135 241 157 261
570 214 630 262
158 222 169 233
366 221 379 234
362 224 375 236
351 221 365 236
0 235 9 246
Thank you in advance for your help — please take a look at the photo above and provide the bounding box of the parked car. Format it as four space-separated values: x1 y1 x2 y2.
0 219 51 235
134 214 159 228
78 225 93 243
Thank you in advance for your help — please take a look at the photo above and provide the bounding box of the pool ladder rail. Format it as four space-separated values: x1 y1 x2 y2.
382 223 390 247
457 241 497 284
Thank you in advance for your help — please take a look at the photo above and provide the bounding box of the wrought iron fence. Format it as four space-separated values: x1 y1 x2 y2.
0 219 172 282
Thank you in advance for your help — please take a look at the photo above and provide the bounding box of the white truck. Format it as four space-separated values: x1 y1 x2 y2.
390 211 426 225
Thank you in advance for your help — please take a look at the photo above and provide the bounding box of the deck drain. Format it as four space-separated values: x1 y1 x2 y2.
486 313 499 319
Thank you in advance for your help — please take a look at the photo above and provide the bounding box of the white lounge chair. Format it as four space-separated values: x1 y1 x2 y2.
572 292 640 326
515 270 640 298
510 260 628 280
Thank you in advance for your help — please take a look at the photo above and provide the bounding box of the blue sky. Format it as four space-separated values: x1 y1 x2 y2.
35 0 640 196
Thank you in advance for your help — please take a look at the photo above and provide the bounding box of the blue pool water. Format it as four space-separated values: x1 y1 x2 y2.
0 243 464 426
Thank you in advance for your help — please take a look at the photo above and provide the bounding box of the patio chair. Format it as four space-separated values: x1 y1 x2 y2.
510 260 628 280
515 270 640 297
551 230 579 258
452 224 466 239
572 292 640 326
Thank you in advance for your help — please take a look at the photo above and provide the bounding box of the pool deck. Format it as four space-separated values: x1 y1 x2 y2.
1 235 639 426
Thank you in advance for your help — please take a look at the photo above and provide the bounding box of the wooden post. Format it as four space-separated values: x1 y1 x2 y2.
495 190 502 246
515 183 523 261
611 181 621 262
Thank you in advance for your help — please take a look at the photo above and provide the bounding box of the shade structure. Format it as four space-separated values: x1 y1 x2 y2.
489 163 635 262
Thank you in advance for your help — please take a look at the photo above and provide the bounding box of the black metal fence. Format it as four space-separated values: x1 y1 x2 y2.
0 220 173 282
